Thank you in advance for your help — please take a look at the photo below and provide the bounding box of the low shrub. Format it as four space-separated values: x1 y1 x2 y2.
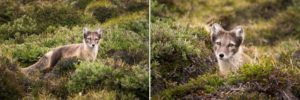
67 61 149 99
0 56 25 99
0 15 38 40
155 74 223 99
27 1 96 31
151 19 215 95
11 44 48 67
100 19 148 65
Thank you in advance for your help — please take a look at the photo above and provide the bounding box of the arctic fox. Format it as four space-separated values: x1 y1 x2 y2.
21 28 102 76
210 23 252 76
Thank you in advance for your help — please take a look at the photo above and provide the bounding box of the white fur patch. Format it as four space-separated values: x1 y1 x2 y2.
83 27 88 34
229 41 236 45
211 23 223 35
233 26 244 37
45 51 53 57
215 39 221 43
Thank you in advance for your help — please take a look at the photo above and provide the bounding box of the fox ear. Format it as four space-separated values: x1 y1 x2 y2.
210 23 223 42
96 28 103 38
83 27 88 34
211 23 223 35
83 27 88 38
233 26 244 38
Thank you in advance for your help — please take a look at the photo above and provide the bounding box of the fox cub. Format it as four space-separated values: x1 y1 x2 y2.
21 28 102 76
210 23 252 76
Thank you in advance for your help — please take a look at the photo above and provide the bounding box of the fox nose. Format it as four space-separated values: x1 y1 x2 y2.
92 44 95 47
219 54 224 58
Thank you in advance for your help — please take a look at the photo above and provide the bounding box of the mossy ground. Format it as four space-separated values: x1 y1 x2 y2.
152 0 300 99
0 0 148 99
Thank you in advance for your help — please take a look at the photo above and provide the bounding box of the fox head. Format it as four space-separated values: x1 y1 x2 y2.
83 28 102 48
210 23 244 60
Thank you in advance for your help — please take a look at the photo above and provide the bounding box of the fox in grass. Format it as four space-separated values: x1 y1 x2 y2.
210 23 252 76
21 28 102 76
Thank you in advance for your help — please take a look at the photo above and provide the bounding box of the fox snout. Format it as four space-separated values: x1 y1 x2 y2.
90 43 97 48
87 42 98 48
215 50 232 60
219 53 224 58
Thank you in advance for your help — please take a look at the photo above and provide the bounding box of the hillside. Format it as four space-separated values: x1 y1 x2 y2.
0 0 148 99
151 0 300 99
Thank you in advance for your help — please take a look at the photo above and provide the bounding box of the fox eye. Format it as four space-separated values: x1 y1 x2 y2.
228 43 235 47
87 38 91 40
216 42 221 45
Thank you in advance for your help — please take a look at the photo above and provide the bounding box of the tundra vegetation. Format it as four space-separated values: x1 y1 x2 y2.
151 0 300 99
0 0 148 99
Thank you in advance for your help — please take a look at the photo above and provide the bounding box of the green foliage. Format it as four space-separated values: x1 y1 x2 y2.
77 0 147 22
9 44 48 67
156 56 300 99
156 74 223 99
101 25 145 54
53 57 79 76
0 56 25 99
0 0 24 24
67 61 149 99
151 0 191 18
151 19 215 96
0 0 97 41
67 61 114 92
28 2 81 27
94 7 119 23
68 90 117 100
0 15 37 40
100 19 148 65
227 59 274 84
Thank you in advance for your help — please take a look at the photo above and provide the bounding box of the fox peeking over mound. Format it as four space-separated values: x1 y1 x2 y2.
210 23 252 76
21 28 102 76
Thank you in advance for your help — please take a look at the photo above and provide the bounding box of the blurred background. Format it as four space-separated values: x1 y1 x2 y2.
0 0 148 99
151 0 300 99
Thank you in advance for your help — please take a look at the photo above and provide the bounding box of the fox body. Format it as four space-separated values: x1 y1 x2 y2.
210 23 252 75
21 28 102 76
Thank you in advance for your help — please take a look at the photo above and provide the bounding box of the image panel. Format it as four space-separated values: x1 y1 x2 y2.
151 0 300 99
0 0 149 99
